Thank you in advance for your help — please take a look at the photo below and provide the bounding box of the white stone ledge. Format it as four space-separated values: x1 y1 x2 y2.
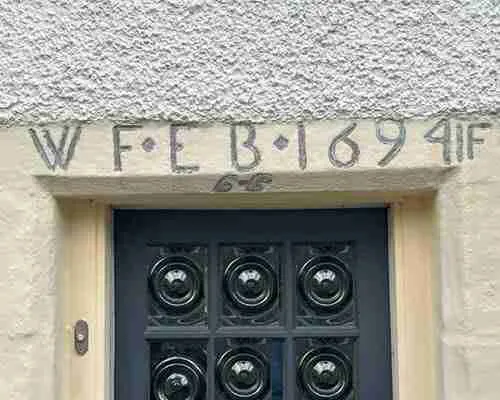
35 166 455 197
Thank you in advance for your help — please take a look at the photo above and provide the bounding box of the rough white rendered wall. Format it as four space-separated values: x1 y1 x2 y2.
0 0 499 124
0 1 499 400
0 133 59 400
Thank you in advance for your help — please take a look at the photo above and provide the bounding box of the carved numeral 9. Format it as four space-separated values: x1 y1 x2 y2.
376 121 406 167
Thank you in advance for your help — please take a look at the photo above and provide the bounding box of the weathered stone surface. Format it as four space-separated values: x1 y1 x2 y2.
0 131 58 400
442 337 500 399
0 118 499 399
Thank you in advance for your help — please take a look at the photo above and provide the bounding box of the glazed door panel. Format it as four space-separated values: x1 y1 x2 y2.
113 209 392 400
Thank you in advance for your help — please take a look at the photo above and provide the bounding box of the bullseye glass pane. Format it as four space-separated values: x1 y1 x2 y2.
214 338 284 400
148 245 208 326
150 339 208 400
295 337 355 400
294 242 356 327
219 244 283 327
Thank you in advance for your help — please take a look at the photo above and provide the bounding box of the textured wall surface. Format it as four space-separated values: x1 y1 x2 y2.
1 1 500 400
0 0 499 124
1 118 500 400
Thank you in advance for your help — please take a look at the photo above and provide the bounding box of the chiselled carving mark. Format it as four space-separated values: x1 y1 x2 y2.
297 122 307 170
376 120 406 167
244 173 273 192
424 118 451 164
29 125 82 171
456 123 464 163
142 137 156 152
113 124 142 171
213 174 238 192
425 119 491 163
328 122 360 168
230 124 262 172
213 173 272 192
467 122 491 160
32 119 494 174
170 125 200 174
273 135 289 151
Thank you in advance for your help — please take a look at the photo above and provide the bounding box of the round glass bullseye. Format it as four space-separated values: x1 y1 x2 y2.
152 356 205 400
298 256 352 314
217 347 269 400
224 256 277 313
149 256 203 314
298 347 352 400
163 373 189 398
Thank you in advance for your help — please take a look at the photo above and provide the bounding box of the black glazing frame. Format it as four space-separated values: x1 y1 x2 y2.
113 209 393 400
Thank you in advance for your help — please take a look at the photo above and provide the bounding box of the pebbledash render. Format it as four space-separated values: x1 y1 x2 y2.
0 2 499 400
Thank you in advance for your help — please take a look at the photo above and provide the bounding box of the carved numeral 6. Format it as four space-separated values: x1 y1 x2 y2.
213 174 238 192
328 123 360 168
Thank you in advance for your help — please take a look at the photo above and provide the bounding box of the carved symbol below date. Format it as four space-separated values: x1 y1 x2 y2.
213 173 273 193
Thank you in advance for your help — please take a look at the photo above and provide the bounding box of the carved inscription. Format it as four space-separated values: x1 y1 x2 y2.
29 125 82 171
29 119 494 175
213 173 273 192
328 122 360 168
170 125 200 174
376 120 406 167
113 124 142 171
424 119 491 164
231 125 262 172
297 122 307 170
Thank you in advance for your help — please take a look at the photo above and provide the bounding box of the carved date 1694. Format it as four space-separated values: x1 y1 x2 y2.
29 119 492 175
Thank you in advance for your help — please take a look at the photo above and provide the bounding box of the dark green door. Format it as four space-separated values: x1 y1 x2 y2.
113 208 392 400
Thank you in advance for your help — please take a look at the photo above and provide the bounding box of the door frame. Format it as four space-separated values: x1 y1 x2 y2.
56 192 440 400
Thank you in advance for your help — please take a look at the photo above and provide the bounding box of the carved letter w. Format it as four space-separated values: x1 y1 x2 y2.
29 126 82 171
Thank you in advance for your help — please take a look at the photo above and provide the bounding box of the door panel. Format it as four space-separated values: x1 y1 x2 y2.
113 209 392 400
